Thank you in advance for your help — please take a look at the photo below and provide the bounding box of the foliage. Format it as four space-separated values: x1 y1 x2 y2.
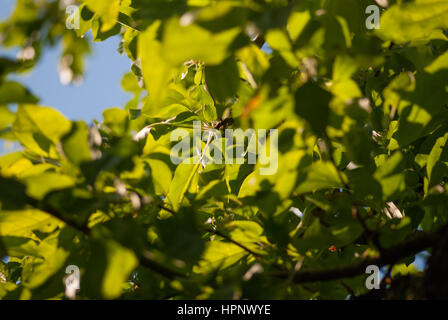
0 0 448 300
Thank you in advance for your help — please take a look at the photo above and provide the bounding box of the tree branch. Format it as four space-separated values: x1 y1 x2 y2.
158 205 264 260
27 197 187 280
253 34 265 48
28 194 447 287
139 253 187 279
27 197 90 235
273 227 445 284
210 229 263 259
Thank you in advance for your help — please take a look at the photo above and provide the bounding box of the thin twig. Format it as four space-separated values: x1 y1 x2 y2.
211 229 263 259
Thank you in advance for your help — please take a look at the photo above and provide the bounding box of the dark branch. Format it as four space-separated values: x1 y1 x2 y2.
157 204 176 215
211 229 263 259
29 193 448 286
273 227 445 284
253 34 265 48
139 254 187 279
27 197 187 280
158 205 264 260
27 197 90 235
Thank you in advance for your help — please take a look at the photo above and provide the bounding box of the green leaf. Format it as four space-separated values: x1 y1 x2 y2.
344 127 375 167
296 162 346 194
0 81 38 105
144 158 173 195
61 121 92 165
426 132 448 190
374 152 406 200
425 50 448 74
0 177 28 210
24 172 75 200
165 160 200 212
4 0 448 300
161 18 241 66
377 0 448 43
202 104 217 122
205 56 240 102
103 108 129 137
20 245 70 290
295 82 331 136
0 106 15 131
138 21 175 106
91 18 121 41
0 209 63 238
194 241 247 274
287 10 312 42
85 0 120 32
101 239 138 299
329 56 362 101
265 29 298 68
121 72 141 93
0 57 26 78
224 220 267 255
156 208 204 266
74 4 94 37
12 105 71 157
293 219 363 252
394 104 433 147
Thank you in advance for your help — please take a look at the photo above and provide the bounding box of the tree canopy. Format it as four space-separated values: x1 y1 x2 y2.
0 0 448 300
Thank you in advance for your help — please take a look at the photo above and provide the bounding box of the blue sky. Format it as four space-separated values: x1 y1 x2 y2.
1 0 132 122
